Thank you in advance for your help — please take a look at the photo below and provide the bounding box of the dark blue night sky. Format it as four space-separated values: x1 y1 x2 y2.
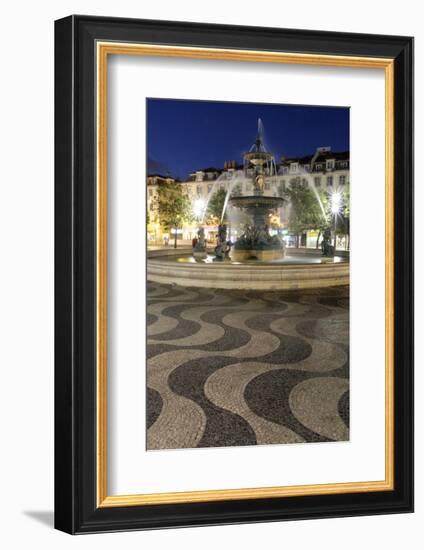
147 98 349 180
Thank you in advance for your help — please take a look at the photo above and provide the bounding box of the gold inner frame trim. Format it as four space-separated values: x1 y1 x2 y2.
96 41 395 508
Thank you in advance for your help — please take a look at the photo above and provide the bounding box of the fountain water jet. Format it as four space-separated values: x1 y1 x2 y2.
220 169 245 223
200 171 228 223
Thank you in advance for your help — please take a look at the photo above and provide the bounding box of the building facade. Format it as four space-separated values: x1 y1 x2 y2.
147 148 350 248
146 174 177 244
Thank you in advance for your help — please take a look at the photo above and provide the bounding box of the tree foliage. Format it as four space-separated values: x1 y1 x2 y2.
155 181 193 246
284 179 350 240
206 188 227 224
284 179 326 235
338 187 350 235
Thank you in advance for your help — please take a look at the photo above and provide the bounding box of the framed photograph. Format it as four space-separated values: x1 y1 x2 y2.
54 15 413 534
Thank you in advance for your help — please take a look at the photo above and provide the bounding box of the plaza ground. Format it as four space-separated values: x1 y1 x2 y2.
147 282 349 450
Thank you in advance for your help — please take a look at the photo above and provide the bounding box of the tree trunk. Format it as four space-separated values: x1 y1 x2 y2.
174 229 177 249
316 230 321 249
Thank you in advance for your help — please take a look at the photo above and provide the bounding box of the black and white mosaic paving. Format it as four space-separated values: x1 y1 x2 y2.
146 282 349 450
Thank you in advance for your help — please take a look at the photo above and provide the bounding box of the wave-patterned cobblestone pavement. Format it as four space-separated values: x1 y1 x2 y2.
147 282 349 450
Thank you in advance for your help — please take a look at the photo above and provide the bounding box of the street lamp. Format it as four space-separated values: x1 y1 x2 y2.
330 190 342 251
193 198 206 220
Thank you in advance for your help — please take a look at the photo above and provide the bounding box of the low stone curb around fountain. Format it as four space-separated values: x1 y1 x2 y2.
147 248 349 290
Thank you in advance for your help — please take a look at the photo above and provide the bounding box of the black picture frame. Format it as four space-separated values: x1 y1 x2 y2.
55 15 414 534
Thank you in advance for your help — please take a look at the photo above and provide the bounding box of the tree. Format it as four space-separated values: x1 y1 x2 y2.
314 189 331 248
205 188 227 224
283 179 326 247
283 180 351 250
315 187 350 250
155 181 193 248
341 187 350 219
337 187 350 249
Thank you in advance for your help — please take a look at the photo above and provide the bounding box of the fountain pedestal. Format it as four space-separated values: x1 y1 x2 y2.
229 123 286 262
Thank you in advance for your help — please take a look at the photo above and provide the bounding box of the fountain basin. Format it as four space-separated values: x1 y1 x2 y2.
229 195 284 210
228 195 286 261
192 250 207 260
147 249 349 290
230 248 285 262
243 151 273 165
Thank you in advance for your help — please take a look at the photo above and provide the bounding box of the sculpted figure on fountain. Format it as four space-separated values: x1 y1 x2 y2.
321 227 334 257
214 224 228 261
192 226 207 260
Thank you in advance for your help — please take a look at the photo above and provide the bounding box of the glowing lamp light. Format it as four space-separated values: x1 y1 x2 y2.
330 191 342 215
193 198 205 218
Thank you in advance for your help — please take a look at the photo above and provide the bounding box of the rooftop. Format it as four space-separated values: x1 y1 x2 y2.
147 149 350 181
